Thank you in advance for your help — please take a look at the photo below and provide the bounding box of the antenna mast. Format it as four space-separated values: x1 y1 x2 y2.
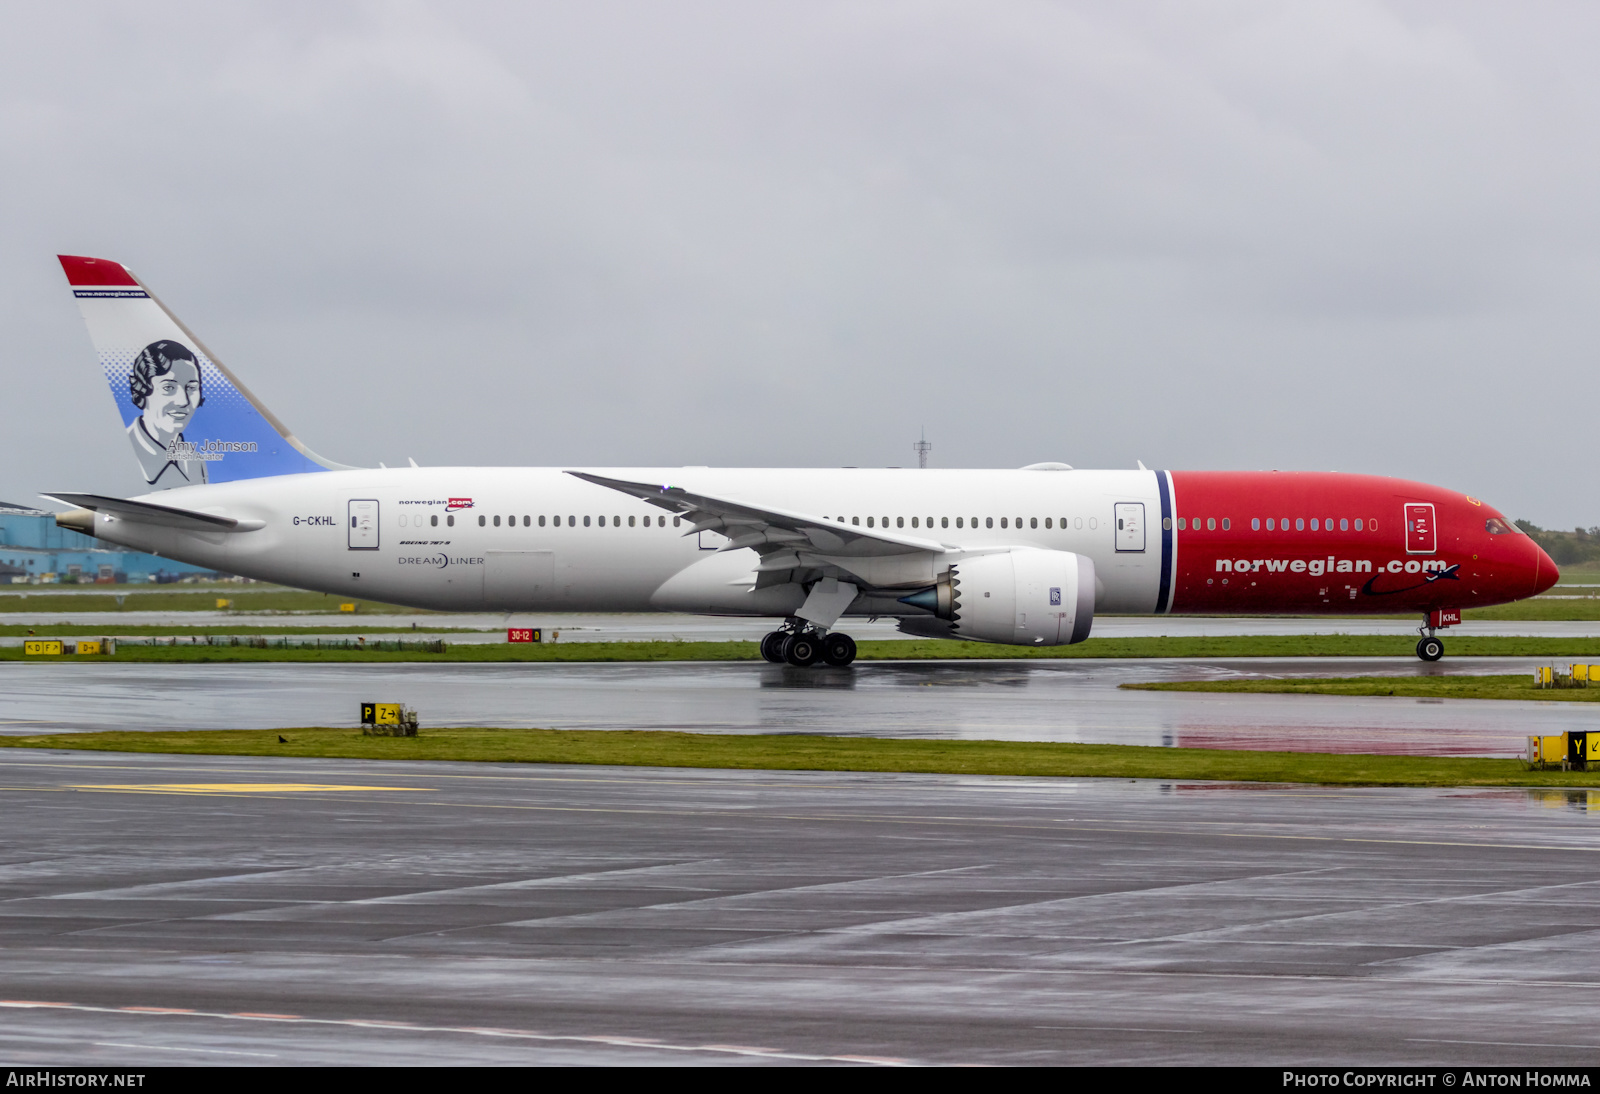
913 429 932 469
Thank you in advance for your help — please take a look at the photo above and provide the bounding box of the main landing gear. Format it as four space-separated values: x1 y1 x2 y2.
760 622 857 667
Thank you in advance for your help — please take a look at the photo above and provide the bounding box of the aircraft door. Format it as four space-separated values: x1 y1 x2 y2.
1114 502 1145 552
348 499 379 550
1404 503 1436 554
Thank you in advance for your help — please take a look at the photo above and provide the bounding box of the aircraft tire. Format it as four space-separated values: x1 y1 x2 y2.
759 631 787 663
1417 636 1444 662
783 634 821 667
821 633 857 667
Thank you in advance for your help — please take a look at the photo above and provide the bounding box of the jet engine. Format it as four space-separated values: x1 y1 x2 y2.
899 549 1095 646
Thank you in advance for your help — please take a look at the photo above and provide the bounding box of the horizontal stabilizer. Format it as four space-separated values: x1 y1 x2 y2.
42 492 264 534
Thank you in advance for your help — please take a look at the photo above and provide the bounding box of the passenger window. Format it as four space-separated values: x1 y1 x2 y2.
1178 518 1186 530
897 517 904 528
926 517 933 527
943 517 950 528
583 516 591 527
1000 518 1007 529
867 517 874 527
1340 518 1348 531
1030 517 1037 529
882 517 888 527
629 515 636 527
1045 518 1052 529
1251 517 1260 531
597 515 605 527
430 515 438 527
673 517 680 527
1355 518 1364 531
986 517 994 529
1266 518 1273 530
614 516 620 527
1075 518 1083 529
1222 518 1230 530
1310 518 1318 531
1205 518 1214 531
1295 518 1304 531
480 515 487 527
447 515 454 527
910 517 918 528
852 516 860 526
538 515 546 527
955 517 963 528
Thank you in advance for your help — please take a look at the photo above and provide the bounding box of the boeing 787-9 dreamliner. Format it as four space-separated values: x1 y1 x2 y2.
46 254 1558 665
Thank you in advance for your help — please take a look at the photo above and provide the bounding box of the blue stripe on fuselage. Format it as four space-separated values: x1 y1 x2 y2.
1156 470 1174 613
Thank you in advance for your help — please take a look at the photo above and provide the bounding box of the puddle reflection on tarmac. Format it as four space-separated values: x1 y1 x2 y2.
4 655 1597 758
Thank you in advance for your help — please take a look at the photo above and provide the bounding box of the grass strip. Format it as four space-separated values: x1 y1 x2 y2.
0 591 424 613
3 726 1595 788
1127 674 1600 703
0 625 482 637
1465 600 1600 621
9 634 1600 663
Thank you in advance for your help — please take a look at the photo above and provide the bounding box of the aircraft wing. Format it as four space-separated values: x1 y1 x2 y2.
42 492 265 533
566 471 948 559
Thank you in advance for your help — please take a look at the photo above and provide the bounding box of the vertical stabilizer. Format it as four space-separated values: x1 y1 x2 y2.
57 255 350 489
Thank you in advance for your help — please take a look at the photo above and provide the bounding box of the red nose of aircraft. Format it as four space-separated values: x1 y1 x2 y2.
1531 538 1559 597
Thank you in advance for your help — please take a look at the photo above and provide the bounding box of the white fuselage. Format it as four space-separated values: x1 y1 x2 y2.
87 467 1166 617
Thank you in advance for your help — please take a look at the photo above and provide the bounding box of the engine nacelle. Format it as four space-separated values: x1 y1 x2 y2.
902 549 1095 646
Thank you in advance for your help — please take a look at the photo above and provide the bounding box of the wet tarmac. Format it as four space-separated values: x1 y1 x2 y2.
4 657 1595 756
1 611 1598 643
3 749 1600 1066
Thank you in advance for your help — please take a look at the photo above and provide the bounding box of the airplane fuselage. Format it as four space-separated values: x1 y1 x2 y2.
82 466 1556 622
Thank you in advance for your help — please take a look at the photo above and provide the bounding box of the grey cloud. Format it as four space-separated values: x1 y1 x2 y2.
1 1 1596 525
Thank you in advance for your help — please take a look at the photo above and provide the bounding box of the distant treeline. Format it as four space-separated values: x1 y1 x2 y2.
1516 520 1600 567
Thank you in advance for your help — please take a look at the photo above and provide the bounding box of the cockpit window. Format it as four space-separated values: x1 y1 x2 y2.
1485 517 1516 535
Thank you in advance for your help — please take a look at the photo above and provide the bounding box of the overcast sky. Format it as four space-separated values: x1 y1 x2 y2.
3 2 1597 526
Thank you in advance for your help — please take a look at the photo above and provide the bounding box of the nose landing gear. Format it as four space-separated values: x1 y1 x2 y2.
759 621 858 667
1415 608 1458 662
